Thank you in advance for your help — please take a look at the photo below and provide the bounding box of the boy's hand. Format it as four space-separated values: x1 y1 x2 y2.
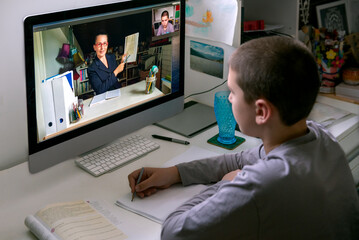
128 167 181 198
222 169 241 181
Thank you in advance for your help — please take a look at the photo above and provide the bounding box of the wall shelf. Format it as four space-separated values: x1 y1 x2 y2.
319 93 359 105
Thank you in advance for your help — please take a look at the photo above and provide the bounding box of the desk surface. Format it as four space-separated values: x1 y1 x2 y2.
43 80 164 140
0 124 262 240
1 97 358 240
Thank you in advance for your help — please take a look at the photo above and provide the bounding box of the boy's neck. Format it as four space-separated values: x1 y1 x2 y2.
262 119 308 154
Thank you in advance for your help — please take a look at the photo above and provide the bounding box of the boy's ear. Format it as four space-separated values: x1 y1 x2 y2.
254 99 272 125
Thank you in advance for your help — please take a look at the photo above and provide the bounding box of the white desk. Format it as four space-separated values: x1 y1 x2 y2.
315 95 359 157
1 97 358 239
43 80 164 140
0 124 262 240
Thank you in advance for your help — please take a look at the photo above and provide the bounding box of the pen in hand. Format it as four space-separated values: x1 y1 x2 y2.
124 54 130 63
131 167 144 201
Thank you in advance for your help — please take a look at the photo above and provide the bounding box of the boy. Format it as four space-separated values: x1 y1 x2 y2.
128 36 359 239
156 10 174 36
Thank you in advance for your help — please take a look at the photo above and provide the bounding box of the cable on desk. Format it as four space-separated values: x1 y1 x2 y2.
184 79 228 99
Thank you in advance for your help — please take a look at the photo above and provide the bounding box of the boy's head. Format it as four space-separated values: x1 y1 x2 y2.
228 36 320 127
161 11 170 28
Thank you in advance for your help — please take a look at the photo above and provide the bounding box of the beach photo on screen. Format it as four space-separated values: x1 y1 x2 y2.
190 40 224 78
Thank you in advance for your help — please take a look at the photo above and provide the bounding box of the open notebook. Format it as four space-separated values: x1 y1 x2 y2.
115 146 219 223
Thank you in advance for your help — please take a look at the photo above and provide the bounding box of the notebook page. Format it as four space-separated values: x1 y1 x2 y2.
115 146 219 223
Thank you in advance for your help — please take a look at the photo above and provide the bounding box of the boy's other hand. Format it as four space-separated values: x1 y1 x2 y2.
222 169 241 181
128 167 181 198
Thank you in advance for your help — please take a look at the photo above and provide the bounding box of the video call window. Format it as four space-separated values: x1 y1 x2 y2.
152 3 181 37
32 3 181 143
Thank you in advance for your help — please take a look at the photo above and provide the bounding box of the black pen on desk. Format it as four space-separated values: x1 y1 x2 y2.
131 167 144 202
152 134 190 145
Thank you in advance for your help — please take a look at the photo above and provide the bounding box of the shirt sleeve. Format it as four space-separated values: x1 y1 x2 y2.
161 170 260 240
176 145 263 186
156 26 163 36
168 23 174 33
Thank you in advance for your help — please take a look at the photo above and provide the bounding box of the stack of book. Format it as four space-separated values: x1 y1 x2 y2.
335 82 359 102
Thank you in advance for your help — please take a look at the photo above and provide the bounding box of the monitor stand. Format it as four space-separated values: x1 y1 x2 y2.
154 101 217 138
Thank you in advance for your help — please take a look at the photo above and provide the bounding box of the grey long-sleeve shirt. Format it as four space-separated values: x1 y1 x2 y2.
161 121 359 240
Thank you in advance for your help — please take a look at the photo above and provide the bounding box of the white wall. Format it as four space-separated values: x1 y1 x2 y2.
348 0 359 33
184 36 235 107
0 0 125 170
42 28 68 78
0 0 241 170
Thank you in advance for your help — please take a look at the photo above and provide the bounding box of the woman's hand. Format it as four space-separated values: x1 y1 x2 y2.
113 62 125 76
121 53 128 63
128 167 181 198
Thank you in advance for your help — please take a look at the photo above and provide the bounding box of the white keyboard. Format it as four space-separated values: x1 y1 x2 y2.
75 135 160 177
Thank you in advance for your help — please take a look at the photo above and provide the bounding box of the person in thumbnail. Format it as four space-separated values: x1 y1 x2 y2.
128 36 359 239
156 10 174 36
88 32 126 95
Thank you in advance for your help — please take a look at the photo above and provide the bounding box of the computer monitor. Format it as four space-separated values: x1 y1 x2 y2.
24 0 185 173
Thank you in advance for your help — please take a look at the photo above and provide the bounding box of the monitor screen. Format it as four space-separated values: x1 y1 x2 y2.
24 0 185 173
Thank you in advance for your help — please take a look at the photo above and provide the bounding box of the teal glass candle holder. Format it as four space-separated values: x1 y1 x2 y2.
214 91 236 145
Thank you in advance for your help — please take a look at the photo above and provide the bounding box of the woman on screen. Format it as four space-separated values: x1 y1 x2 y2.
156 10 174 36
88 32 126 95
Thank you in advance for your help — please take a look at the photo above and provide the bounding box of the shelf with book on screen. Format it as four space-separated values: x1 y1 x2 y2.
117 62 140 87
125 64 140 85
74 66 94 99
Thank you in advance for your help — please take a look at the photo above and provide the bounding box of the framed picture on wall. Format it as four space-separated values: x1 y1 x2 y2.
316 0 350 34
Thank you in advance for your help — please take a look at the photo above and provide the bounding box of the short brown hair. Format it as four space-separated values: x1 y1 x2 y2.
229 36 320 126
161 10 169 18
